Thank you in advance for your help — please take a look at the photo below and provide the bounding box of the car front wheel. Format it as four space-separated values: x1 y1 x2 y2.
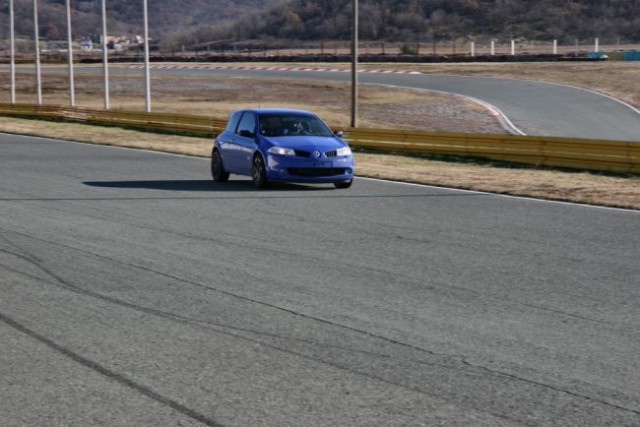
211 149 230 182
252 155 269 189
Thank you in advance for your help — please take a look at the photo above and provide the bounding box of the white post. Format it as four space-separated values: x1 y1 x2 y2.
490 40 495 56
350 0 358 128
101 0 110 110
511 39 515 56
470 41 475 57
33 0 42 105
66 0 75 106
143 0 151 112
553 39 558 55
9 0 16 103
595 37 599 52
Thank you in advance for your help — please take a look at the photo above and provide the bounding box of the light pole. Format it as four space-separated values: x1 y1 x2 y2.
33 0 42 104
143 0 151 112
350 0 358 128
101 0 109 109
66 0 75 106
9 0 15 103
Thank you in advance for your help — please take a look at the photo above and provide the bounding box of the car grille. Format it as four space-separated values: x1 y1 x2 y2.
288 168 346 177
294 150 311 158
325 150 338 157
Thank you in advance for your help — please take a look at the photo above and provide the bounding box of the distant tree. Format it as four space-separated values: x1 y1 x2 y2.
7 0 637 50
43 22 62 40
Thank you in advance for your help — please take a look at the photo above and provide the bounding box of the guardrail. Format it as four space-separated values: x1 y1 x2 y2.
343 128 640 174
0 103 226 137
0 103 638 174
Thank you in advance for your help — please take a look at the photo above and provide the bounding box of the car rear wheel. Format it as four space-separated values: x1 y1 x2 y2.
211 149 229 182
252 155 269 189
334 179 353 189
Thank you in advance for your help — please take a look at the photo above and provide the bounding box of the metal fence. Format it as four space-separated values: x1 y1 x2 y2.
0 103 638 174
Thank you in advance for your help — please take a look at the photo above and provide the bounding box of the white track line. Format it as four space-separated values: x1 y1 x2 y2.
358 177 639 213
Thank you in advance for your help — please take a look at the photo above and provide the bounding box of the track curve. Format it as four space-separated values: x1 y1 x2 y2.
110 65 640 141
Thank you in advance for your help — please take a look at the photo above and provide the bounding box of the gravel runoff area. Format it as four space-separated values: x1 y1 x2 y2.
0 62 638 210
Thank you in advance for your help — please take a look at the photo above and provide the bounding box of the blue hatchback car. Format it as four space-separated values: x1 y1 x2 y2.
211 109 354 189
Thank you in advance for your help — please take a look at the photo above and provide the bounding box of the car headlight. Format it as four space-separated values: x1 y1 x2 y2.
336 147 352 156
268 146 296 156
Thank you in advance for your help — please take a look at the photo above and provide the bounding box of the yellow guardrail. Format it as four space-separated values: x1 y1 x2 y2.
343 128 640 174
0 103 226 137
0 103 638 174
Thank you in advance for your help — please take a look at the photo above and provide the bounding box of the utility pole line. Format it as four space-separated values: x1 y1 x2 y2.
33 0 42 104
350 0 358 128
9 0 15 103
66 0 75 106
101 0 110 109
143 0 151 112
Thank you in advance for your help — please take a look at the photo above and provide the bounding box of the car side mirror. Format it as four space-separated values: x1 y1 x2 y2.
334 130 344 137
239 130 255 139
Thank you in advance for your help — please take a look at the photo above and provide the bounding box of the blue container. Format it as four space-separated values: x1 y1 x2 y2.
587 51 607 59
623 50 640 61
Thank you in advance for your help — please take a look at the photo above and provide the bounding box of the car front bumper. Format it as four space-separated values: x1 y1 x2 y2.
266 154 354 183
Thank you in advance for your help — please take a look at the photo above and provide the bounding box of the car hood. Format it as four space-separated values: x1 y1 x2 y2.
263 135 348 151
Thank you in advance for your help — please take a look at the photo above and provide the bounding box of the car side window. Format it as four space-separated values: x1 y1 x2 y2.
236 112 256 138
225 111 242 133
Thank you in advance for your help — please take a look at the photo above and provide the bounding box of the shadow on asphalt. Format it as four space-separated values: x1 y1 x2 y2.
83 180 330 192
78 180 492 201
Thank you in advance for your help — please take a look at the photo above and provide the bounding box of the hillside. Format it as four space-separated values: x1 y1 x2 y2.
1 0 638 51
180 0 640 48
0 0 281 43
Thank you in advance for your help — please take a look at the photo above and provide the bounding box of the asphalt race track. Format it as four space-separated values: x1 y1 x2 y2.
1 133 639 426
106 65 640 142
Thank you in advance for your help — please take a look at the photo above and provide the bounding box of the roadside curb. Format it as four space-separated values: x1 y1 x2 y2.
128 64 423 75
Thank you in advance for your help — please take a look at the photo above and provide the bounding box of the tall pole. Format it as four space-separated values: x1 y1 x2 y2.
33 0 42 104
66 0 75 106
9 0 15 103
143 0 151 112
350 0 358 128
101 0 110 109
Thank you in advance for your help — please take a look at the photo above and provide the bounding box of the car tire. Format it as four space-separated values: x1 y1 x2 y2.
252 154 269 189
211 148 230 182
334 179 353 189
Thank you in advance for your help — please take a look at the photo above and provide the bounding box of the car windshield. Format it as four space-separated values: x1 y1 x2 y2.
258 114 334 137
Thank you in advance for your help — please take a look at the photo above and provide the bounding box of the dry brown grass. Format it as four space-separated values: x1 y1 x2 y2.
0 62 638 210
355 153 640 210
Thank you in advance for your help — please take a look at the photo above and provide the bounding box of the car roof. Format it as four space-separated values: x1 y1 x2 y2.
237 108 317 116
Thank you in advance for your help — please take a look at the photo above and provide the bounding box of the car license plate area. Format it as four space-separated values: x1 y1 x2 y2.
311 161 332 167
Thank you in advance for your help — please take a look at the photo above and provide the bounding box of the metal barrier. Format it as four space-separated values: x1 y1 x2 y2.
0 103 226 137
343 128 640 174
0 103 638 174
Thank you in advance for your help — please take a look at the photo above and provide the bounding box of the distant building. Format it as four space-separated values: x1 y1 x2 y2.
79 35 147 52
80 38 93 50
